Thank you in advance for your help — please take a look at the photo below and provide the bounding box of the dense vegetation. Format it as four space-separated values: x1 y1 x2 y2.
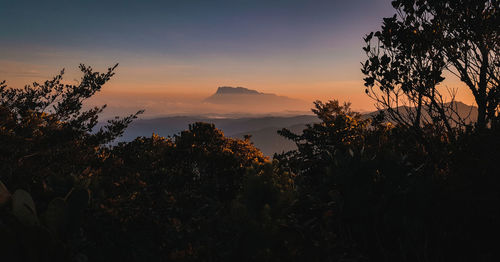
1 0 499 261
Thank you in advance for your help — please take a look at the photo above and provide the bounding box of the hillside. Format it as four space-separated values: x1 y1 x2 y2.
111 101 478 156
114 114 318 155
232 123 308 155
365 101 478 125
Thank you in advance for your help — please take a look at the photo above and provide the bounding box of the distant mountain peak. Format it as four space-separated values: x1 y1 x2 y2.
203 86 309 112
204 86 290 105
215 86 262 95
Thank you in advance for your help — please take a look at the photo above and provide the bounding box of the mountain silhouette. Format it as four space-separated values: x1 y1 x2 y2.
110 114 318 155
366 101 478 125
204 86 306 107
213 86 261 95
105 101 477 156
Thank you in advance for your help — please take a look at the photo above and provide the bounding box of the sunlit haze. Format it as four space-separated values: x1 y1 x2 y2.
0 0 474 117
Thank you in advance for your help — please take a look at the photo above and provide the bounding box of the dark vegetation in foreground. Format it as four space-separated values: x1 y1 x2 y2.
1 1 499 261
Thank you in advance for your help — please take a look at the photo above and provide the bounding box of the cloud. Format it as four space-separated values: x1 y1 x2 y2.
0 60 45 78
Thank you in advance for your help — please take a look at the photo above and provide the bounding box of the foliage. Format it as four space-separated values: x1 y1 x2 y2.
0 65 141 261
362 0 499 131
0 183 89 261
83 123 275 261
0 65 141 193
276 99 500 261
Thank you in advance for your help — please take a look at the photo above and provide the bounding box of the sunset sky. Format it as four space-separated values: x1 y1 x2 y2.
0 0 473 115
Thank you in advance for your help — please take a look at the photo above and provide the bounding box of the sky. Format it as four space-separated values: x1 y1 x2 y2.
0 0 473 116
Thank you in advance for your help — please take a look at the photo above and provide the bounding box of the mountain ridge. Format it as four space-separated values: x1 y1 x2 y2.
108 101 478 156
203 86 305 106
214 86 261 95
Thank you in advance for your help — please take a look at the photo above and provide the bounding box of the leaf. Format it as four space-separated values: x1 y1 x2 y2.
12 189 39 226
364 32 374 42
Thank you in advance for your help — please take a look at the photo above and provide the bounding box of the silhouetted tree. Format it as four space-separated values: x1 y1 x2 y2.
0 65 142 261
88 123 272 261
0 64 142 192
363 0 499 131
278 99 500 261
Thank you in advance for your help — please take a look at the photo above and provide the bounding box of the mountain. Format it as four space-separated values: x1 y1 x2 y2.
365 101 478 125
211 86 260 95
108 101 477 156
232 123 309 155
203 86 308 109
113 114 318 155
